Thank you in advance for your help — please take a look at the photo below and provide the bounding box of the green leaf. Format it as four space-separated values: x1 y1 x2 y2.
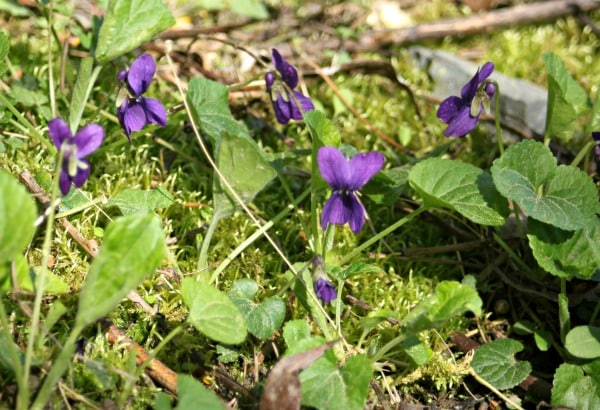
471 338 531 390
229 0 268 19
0 331 22 374
176 374 226 410
181 277 247 344
527 218 600 279
409 158 508 226
0 31 9 60
402 281 482 333
9 85 48 108
362 165 411 206
186 77 249 145
565 326 600 359
304 110 341 148
228 279 285 340
491 140 599 231
401 335 432 366
586 90 600 136
552 363 600 410
543 52 590 141
0 170 37 263
106 187 174 215
95 0 175 63
75 214 165 328
213 132 276 218
69 57 95 133
300 354 372 410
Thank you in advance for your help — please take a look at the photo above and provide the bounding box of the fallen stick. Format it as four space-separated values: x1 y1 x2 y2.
105 324 178 395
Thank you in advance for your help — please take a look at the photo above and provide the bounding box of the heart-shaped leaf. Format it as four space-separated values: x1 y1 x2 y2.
107 187 174 215
181 277 247 344
491 139 599 231
552 363 600 410
471 338 531 390
409 157 508 226
228 279 285 340
565 326 600 359
527 218 600 280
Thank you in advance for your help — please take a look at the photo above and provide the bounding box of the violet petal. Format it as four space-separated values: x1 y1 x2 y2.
317 146 351 190
272 49 298 88
73 124 104 158
48 118 72 149
348 152 385 190
127 54 155 96
142 98 168 127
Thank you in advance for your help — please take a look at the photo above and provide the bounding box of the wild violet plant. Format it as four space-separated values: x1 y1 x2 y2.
0 2 599 410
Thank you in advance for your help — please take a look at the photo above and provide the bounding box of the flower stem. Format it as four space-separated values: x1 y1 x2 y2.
491 80 504 156
339 206 429 265
19 151 63 410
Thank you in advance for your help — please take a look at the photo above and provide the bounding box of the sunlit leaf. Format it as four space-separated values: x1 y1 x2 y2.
565 326 600 360
491 139 599 231
175 374 225 410
543 52 590 141
75 214 165 328
409 157 508 226
552 363 600 410
95 0 175 63
107 187 174 215
471 338 531 390
0 171 36 264
181 277 247 344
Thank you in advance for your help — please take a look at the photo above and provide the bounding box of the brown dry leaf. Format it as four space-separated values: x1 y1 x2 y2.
259 340 339 410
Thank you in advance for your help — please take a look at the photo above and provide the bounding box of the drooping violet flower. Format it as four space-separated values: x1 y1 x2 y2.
117 54 167 140
312 256 336 304
49 117 104 195
265 49 314 124
437 62 495 138
318 146 384 233
592 132 600 161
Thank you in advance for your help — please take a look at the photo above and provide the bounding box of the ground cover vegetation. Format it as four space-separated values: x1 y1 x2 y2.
1 0 600 408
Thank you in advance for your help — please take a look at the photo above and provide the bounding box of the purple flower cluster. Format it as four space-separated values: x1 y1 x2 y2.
49 118 104 195
437 62 495 138
318 146 384 233
265 49 314 124
117 54 167 140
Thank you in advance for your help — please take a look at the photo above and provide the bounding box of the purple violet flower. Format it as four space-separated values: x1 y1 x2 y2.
437 62 495 138
312 256 336 304
49 117 104 195
265 49 314 124
117 54 167 140
318 146 384 233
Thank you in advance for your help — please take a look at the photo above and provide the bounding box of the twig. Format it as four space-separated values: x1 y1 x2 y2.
105 324 178 395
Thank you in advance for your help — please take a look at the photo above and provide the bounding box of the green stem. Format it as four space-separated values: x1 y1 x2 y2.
492 233 531 274
137 326 184 376
0 298 25 399
47 0 56 118
491 80 504 156
197 213 220 281
558 278 570 344
29 326 82 410
571 140 594 168
311 142 322 255
0 93 53 153
210 187 311 283
339 206 429 265
19 152 63 410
